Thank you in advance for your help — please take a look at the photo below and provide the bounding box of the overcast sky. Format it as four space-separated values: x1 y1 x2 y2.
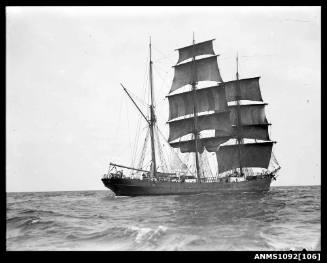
6 6 320 192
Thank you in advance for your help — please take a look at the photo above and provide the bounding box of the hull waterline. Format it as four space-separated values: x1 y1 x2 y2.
101 177 273 196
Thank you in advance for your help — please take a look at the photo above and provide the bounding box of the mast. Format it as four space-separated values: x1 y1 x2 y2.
149 37 157 178
235 53 243 176
191 33 201 182
167 37 225 176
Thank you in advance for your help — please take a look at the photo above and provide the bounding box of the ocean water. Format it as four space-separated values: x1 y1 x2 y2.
6 186 320 251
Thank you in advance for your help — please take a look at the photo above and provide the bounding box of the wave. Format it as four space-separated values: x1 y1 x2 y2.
7 214 61 234
129 225 168 244
18 208 59 216
7 215 41 228
62 224 169 248
67 225 215 251
13 207 99 220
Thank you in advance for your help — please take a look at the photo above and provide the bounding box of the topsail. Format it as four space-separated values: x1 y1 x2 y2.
176 39 216 64
170 56 223 93
167 85 227 120
224 77 263 102
168 111 231 142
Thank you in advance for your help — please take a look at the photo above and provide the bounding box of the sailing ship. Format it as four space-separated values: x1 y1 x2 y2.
102 36 281 196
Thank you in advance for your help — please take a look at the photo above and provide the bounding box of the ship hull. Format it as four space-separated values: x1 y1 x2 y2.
101 177 272 196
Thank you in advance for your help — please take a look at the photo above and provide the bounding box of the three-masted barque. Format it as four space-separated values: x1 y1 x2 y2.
102 36 281 196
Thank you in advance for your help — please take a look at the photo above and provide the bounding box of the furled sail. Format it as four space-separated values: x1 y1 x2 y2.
170 136 230 153
216 142 274 173
170 56 223 93
167 85 227 120
229 104 268 125
224 77 263 102
176 39 215 64
168 111 231 142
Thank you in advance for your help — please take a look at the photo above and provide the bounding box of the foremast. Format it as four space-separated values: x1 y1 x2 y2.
121 38 158 179
149 37 157 178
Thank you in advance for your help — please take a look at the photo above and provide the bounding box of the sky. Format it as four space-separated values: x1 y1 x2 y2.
6 6 320 192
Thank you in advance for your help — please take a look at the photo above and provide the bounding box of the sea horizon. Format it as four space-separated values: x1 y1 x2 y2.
6 184 321 194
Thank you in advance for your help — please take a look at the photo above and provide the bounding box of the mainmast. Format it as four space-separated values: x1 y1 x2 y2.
191 33 201 182
167 37 227 177
167 37 276 176
235 53 243 176
149 37 157 178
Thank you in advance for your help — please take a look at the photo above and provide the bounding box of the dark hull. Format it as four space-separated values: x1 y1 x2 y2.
101 177 272 196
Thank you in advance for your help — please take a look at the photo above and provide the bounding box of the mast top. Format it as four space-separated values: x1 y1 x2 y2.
175 38 215 51
236 52 239 79
149 36 152 62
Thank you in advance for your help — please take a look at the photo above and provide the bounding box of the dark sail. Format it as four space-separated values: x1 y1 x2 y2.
216 142 274 173
170 56 223 93
229 103 268 125
176 39 216 64
167 85 227 120
169 136 231 153
168 111 231 142
224 77 263 102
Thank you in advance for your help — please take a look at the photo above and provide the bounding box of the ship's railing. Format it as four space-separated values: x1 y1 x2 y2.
102 173 276 182
102 172 123 179
200 177 227 183
219 168 279 178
